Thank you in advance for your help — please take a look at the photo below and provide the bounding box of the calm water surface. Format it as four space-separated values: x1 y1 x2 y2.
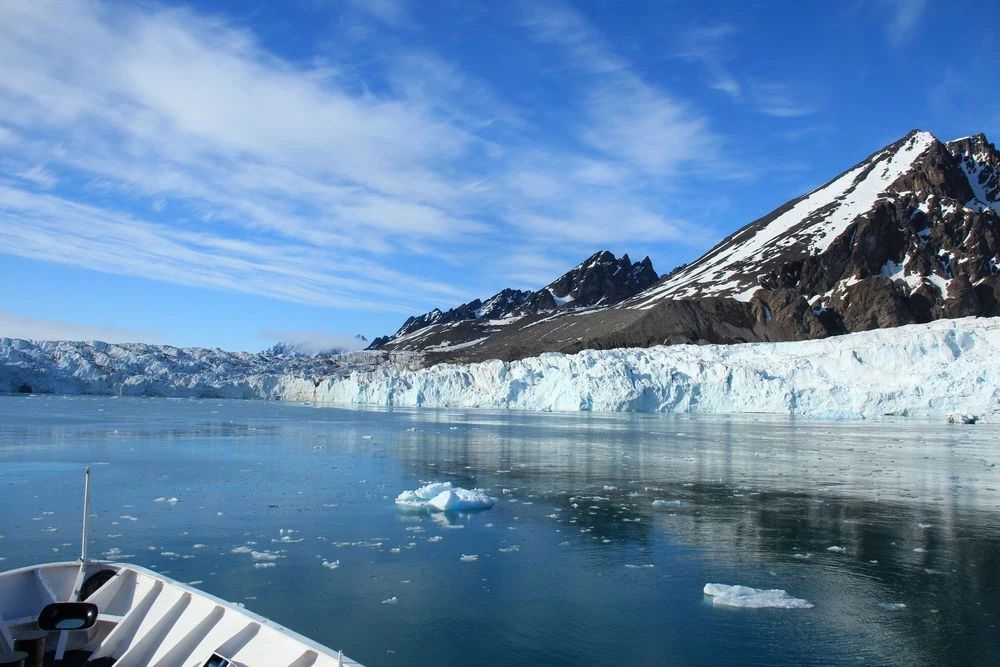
0 395 998 666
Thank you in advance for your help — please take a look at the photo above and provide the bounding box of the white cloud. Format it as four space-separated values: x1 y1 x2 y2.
885 0 928 44
0 0 719 319
750 83 817 118
259 330 369 354
0 311 160 343
519 2 718 176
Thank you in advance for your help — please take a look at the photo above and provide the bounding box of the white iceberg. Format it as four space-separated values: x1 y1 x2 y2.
395 482 495 512
703 583 814 609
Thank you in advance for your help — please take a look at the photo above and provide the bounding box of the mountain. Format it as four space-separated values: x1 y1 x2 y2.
418 129 1000 363
369 251 658 352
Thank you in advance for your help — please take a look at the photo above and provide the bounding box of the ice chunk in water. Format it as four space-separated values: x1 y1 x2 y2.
703 583 814 609
395 482 454 509
396 482 495 512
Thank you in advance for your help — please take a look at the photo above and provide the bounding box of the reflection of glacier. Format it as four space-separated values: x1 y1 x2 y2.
389 410 1000 664
3 318 999 419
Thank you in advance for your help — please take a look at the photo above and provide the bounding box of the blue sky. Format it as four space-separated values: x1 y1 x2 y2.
1 0 997 350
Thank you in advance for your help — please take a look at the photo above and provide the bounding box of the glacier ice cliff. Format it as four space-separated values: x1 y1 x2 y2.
2 318 998 420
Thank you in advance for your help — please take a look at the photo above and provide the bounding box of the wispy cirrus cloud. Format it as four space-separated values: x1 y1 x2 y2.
0 0 724 316
884 0 928 45
518 1 719 176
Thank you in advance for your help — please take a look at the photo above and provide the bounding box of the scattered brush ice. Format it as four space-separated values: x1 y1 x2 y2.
321 559 340 569
498 545 520 553
253 562 276 569
396 482 495 512
231 546 253 554
381 597 398 605
460 554 479 562
625 564 655 569
652 499 682 507
827 546 845 553
427 536 444 543
250 550 282 561
879 602 907 611
703 584 814 609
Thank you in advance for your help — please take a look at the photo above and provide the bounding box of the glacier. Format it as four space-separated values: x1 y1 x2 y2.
2 317 999 420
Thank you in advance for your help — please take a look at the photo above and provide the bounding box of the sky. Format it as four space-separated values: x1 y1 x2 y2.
0 0 998 351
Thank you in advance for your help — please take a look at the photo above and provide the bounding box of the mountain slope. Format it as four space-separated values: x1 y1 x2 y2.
370 251 658 352
427 129 999 363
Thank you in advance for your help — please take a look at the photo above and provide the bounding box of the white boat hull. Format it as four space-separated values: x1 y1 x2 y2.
0 560 362 667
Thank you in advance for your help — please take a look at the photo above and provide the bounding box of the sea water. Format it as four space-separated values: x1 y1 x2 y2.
0 395 998 665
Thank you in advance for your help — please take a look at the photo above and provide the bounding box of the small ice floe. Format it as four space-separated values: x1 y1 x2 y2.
253 562 276 569
652 499 682 507
460 554 478 562
187 580 203 586
879 602 907 611
913 547 927 553
827 546 846 553
624 564 655 569
321 559 340 569
250 550 283 561
918 523 933 529
396 482 495 512
793 553 811 560
231 546 253 554
498 545 520 553
946 413 978 424
381 597 398 605
703 584 814 609
427 536 443 543
193 543 206 549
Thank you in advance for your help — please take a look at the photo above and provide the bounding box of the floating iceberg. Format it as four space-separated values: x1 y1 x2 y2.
395 482 496 512
703 583 814 609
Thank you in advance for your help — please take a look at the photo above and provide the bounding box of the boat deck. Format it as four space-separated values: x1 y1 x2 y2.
43 650 115 666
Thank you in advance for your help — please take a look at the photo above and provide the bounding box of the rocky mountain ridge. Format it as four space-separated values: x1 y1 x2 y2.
369 251 658 352
412 129 999 363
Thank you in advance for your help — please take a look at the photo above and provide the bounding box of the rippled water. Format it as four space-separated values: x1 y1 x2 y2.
1 395 998 665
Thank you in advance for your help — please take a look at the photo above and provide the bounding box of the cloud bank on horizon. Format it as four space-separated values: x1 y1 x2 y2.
0 0 994 348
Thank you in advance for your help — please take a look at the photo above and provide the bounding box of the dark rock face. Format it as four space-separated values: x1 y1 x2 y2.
370 251 658 351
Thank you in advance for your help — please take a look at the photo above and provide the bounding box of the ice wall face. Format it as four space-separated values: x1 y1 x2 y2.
0 338 418 399
295 318 1000 420
2 318 998 420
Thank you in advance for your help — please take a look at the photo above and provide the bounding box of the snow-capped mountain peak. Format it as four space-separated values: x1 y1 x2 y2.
633 130 942 305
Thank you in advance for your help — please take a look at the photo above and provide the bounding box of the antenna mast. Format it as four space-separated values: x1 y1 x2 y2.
80 467 91 564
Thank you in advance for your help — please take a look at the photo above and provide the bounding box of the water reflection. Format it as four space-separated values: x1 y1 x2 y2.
0 396 997 665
